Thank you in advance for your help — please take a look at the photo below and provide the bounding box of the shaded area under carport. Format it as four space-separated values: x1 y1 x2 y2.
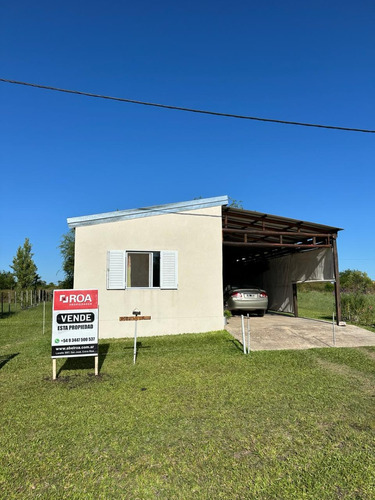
222 206 343 323
225 313 375 351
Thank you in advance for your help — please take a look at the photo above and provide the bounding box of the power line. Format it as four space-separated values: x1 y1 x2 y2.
1 77 374 134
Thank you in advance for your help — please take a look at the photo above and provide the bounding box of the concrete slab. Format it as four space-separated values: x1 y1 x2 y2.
225 313 375 351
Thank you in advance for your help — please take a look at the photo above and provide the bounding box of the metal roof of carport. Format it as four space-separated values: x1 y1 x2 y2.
222 205 343 261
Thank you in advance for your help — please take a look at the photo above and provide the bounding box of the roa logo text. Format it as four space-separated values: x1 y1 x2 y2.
60 293 92 304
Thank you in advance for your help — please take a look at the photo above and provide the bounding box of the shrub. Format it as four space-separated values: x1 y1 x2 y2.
340 269 375 294
341 293 375 326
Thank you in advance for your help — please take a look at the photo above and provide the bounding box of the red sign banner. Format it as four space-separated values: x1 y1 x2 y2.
53 290 98 311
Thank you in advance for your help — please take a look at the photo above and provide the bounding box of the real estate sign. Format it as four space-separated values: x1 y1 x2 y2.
52 289 98 358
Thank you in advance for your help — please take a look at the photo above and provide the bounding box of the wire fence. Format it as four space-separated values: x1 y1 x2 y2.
0 289 53 317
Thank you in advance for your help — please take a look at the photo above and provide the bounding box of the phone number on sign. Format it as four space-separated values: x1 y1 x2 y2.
60 337 96 343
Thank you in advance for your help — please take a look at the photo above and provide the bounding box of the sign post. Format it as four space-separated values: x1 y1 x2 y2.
119 310 151 364
52 289 99 379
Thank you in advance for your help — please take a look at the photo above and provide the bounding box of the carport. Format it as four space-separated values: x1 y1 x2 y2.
222 206 343 324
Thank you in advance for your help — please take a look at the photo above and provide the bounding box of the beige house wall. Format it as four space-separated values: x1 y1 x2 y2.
73 205 224 338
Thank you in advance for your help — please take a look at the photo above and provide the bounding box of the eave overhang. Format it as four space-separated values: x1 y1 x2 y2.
68 195 229 228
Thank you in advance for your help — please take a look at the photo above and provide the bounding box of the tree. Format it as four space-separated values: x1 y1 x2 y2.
59 229 75 289
10 238 38 289
194 196 244 209
228 197 243 209
339 269 375 294
0 271 16 290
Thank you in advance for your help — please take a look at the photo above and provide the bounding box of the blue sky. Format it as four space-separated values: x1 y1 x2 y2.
1 0 374 283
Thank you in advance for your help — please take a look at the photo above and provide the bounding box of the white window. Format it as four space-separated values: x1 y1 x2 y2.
107 250 178 290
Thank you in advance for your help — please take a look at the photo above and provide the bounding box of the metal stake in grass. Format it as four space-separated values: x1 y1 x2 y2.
133 308 140 364
247 313 250 354
241 315 246 354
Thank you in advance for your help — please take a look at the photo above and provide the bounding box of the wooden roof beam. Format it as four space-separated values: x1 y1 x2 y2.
223 241 332 248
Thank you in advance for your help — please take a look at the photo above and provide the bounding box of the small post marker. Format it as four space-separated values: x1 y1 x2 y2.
119 309 151 364
247 313 250 354
133 308 140 364
241 315 246 354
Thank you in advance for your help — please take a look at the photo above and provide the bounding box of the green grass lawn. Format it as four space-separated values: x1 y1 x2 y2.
1 304 375 499
298 290 336 321
298 289 375 333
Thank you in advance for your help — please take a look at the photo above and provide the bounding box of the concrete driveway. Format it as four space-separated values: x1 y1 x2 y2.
225 313 375 351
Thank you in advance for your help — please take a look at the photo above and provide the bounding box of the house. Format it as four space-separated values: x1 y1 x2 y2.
68 195 342 338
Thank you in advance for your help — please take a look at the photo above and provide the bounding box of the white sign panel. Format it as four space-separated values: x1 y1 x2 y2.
52 289 98 358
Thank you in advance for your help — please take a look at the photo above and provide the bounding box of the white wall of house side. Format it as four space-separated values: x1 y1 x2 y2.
73 205 224 338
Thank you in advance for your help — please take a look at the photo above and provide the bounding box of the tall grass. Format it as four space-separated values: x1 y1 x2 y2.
298 286 375 331
298 290 336 321
341 293 375 327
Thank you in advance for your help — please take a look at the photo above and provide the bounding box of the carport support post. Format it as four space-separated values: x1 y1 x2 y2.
332 236 342 325
292 284 299 317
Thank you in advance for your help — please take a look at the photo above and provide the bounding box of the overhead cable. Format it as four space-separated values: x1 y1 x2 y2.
1 77 374 134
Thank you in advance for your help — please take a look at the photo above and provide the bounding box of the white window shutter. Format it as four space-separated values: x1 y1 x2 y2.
107 251 126 289
160 251 178 289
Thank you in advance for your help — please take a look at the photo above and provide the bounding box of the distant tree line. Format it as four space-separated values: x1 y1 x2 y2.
339 269 374 294
0 230 75 291
298 270 374 295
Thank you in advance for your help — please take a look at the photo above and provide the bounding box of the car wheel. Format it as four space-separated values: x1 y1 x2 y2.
257 310 265 317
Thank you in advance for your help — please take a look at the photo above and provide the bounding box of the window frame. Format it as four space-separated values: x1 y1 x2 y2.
126 251 160 289
107 250 178 290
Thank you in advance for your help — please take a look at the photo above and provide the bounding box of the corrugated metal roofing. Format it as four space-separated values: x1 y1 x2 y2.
222 205 343 261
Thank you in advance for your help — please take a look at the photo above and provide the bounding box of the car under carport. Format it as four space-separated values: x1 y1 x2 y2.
221 206 343 324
